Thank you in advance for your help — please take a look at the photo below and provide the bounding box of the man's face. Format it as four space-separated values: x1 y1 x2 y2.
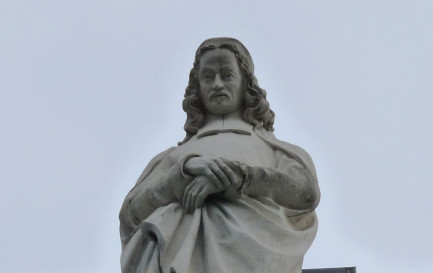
198 48 244 116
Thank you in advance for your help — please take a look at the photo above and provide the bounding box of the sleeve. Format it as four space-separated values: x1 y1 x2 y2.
228 149 320 213
119 148 192 248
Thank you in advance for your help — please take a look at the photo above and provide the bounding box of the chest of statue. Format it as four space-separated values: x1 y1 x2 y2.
173 132 276 168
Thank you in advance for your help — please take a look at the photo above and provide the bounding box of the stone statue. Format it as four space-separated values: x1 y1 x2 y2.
119 37 320 273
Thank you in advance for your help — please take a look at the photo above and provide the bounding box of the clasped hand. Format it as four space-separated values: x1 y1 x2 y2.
181 156 241 213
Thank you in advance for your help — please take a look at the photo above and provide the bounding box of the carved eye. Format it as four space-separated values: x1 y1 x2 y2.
223 72 235 80
203 73 213 81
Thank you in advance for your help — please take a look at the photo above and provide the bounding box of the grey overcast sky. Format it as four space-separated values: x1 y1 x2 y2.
1 1 432 273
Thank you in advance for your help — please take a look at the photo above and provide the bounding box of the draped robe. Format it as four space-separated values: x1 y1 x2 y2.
119 119 319 273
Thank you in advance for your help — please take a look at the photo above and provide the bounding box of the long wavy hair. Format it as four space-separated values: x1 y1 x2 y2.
179 37 275 145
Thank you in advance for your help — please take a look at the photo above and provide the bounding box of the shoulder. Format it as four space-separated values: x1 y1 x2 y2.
134 146 177 185
254 127 317 179
255 127 309 154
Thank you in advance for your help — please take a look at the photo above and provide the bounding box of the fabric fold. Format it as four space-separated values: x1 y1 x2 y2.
122 195 317 273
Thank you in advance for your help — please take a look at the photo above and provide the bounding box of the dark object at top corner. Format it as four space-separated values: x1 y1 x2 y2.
302 267 357 273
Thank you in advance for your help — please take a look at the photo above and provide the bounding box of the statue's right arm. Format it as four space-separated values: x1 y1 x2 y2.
119 149 191 245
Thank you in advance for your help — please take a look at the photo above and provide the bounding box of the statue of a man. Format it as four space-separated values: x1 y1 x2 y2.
119 37 320 273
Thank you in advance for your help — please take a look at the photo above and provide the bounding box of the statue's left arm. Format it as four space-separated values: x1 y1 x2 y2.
227 149 320 212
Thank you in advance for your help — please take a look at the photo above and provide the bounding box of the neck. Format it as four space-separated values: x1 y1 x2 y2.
197 110 253 138
204 110 243 125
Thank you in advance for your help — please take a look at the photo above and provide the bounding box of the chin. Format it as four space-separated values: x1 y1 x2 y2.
208 110 230 116
204 103 230 115
208 106 236 116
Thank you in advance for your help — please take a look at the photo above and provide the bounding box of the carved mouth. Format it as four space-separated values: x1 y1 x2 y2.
210 92 229 100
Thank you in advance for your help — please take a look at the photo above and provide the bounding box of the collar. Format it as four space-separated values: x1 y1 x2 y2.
197 116 253 138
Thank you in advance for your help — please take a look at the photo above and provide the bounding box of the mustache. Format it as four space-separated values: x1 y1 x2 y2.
208 91 230 99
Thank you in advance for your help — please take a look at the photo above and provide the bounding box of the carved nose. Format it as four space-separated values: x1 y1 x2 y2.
212 74 224 90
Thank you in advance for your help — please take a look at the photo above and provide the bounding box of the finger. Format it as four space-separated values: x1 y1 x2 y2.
208 162 231 188
183 177 201 212
188 183 203 213
216 159 239 187
183 180 197 210
183 188 191 212
194 188 208 209
203 166 224 189
182 179 197 207
195 180 220 209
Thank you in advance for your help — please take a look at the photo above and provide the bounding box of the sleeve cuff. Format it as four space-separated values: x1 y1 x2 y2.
177 153 201 178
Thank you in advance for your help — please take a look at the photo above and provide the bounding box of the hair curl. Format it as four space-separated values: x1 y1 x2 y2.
179 37 275 145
